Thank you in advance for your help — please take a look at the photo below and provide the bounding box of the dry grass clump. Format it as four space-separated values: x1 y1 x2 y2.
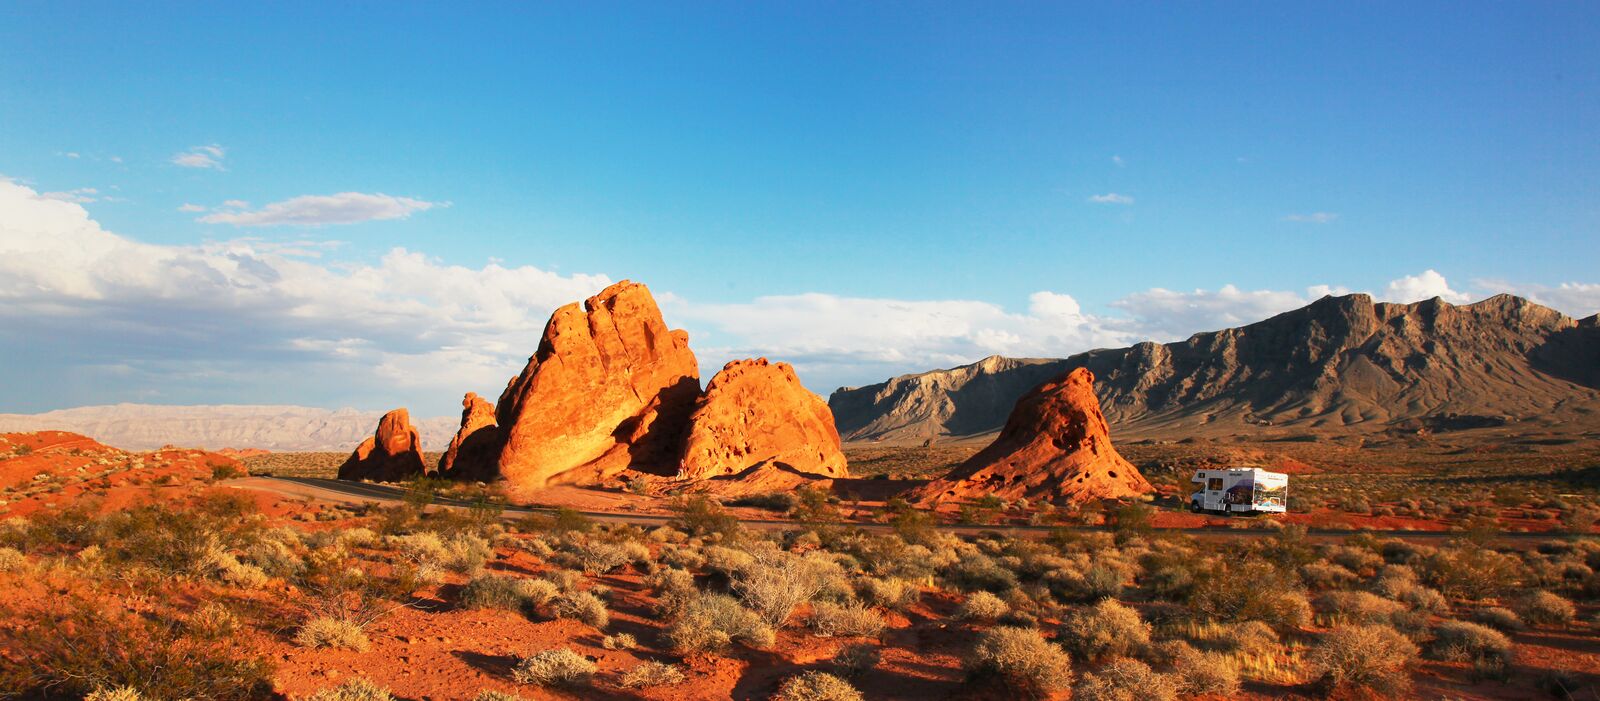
1058 599 1150 660
832 643 881 677
957 590 1009 621
620 661 687 688
1170 643 1240 696
771 671 864 701
1419 545 1523 600
1315 590 1406 625
1299 561 1359 590
84 688 144 701
560 536 630 575
187 602 241 640
664 592 776 653
459 574 558 611
965 626 1075 696
809 601 885 638
549 591 609 628
1072 658 1179 701
855 576 920 610
1429 620 1512 668
0 546 26 572
304 678 393 701
472 691 527 701
295 616 371 651
1308 624 1417 697
601 633 637 650
1187 560 1312 627
511 649 595 687
1515 590 1576 626
732 552 847 627
1470 606 1525 632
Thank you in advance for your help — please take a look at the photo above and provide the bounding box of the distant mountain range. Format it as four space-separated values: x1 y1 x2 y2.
829 294 1600 443
0 404 457 452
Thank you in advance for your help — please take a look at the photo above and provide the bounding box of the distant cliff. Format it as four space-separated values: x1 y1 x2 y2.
0 404 457 452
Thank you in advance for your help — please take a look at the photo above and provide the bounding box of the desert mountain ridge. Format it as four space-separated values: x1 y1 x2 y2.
0 403 458 452
830 293 1600 443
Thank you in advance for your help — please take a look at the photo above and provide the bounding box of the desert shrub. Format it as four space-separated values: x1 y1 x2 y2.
305 678 393 701
1327 545 1384 574
511 648 595 687
957 590 1009 621
443 533 493 573
1429 620 1513 667
942 553 1019 593
733 555 843 626
562 537 629 575
856 576 920 610
1470 606 1525 632
664 592 775 652
1299 561 1359 590
1393 583 1449 614
186 602 240 641
0 546 25 572
295 616 370 651
1171 644 1240 696
965 626 1075 696
833 642 881 677
620 661 687 688
601 633 637 650
1515 590 1576 626
1058 599 1150 661
472 692 527 701
669 495 742 540
1307 624 1417 698
1420 545 1522 600
549 591 608 628
1072 658 1179 701
387 531 448 583
810 601 885 638
772 671 864 701
1187 559 1312 627
1315 590 1405 625
460 574 553 611
0 596 274 699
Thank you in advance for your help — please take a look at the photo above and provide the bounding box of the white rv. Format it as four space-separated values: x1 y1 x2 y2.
1189 468 1289 514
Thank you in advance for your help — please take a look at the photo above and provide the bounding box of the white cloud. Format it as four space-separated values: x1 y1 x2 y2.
177 203 207 213
1382 269 1471 304
171 144 226 170
0 178 608 408
40 188 99 204
1283 212 1338 224
1110 284 1318 336
1111 155 1125 167
64 152 81 159
198 192 444 227
1089 193 1134 205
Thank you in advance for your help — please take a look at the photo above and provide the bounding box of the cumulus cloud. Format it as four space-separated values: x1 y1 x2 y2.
40 188 99 204
1089 193 1134 205
197 192 444 227
1383 269 1471 304
1283 212 1338 223
177 203 206 213
0 178 608 410
172 144 226 170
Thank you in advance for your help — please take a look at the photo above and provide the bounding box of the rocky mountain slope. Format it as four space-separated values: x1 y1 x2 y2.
830 294 1600 442
0 404 458 452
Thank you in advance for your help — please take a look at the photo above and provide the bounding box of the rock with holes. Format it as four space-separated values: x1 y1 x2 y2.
493 280 701 492
909 367 1151 505
677 358 848 481
437 392 501 481
337 408 427 482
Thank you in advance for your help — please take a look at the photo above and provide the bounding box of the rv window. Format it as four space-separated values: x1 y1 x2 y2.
1207 478 1224 490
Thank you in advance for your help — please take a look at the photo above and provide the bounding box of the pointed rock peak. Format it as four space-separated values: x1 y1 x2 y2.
438 392 500 481
678 358 847 482
338 407 426 482
910 367 1152 505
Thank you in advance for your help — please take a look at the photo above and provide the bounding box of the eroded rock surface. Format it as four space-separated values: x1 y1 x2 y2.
337 408 426 482
678 358 847 481
437 392 500 481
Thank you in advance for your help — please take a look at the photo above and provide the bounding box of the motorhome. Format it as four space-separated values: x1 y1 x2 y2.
1189 468 1288 514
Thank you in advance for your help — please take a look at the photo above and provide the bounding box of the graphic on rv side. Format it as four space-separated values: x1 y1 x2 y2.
1190 468 1289 514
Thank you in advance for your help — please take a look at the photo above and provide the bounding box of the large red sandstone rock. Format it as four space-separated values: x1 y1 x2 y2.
337 408 426 482
678 358 848 481
493 281 700 491
912 368 1151 505
436 392 500 481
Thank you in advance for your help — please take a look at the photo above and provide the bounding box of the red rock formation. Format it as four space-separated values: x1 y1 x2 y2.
436 392 500 481
678 358 847 481
912 368 1151 505
493 280 700 491
337 408 426 482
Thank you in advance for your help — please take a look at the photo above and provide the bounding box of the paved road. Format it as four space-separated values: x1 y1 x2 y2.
227 475 1574 544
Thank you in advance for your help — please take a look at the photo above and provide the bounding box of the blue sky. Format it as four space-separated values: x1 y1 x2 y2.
1 2 1596 416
